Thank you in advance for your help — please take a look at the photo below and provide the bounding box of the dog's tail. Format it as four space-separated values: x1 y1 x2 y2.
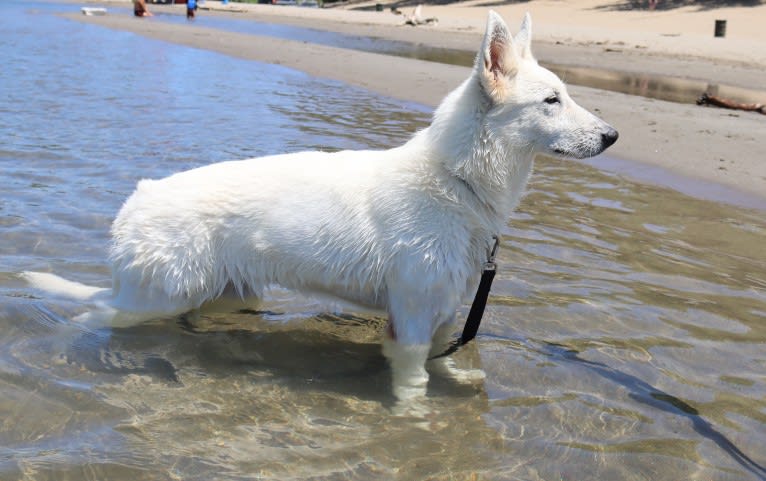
20 271 123 326
21 271 183 328
21 271 110 301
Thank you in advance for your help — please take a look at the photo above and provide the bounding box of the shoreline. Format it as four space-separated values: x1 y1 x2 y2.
84 0 766 89
68 2 766 207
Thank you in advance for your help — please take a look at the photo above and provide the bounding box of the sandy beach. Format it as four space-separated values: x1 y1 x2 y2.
71 0 766 205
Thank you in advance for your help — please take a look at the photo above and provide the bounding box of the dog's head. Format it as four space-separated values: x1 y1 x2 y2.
476 12 618 159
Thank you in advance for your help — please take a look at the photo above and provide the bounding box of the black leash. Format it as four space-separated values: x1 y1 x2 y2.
429 236 500 360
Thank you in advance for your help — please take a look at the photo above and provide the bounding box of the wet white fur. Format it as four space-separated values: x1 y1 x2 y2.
23 12 616 403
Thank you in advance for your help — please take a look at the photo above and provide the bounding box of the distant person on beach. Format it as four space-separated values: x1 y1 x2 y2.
187 0 197 20
133 0 153 17
649 0 658 9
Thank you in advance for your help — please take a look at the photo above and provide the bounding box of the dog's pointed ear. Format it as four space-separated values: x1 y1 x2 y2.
476 11 519 102
514 13 534 60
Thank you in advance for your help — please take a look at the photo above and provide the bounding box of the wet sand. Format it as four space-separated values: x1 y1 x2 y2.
70 1 766 203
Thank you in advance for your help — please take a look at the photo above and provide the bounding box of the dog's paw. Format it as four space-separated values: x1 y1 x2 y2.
392 381 427 402
391 393 431 418
429 356 486 383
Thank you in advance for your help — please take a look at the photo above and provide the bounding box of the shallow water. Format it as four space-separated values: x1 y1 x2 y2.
2 2 766 480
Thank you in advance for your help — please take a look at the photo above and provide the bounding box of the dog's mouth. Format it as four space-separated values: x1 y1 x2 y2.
552 148 590 159
552 145 605 160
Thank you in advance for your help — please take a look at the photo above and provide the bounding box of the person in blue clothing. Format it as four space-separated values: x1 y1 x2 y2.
186 0 197 20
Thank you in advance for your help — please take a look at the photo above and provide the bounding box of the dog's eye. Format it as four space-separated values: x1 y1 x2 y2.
544 95 560 105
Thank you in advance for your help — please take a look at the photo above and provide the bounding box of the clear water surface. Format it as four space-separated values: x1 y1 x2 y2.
1 2 765 480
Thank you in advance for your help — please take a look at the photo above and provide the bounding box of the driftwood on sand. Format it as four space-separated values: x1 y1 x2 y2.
697 92 765 115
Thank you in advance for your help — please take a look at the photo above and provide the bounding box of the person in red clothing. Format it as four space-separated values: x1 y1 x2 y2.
133 0 153 17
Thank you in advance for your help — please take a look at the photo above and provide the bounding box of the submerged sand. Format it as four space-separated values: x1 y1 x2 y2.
70 0 766 204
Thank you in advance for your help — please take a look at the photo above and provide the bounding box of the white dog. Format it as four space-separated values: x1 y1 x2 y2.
24 12 617 402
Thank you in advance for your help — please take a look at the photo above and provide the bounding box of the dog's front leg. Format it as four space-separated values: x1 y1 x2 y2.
427 323 486 383
383 281 460 403
382 330 431 403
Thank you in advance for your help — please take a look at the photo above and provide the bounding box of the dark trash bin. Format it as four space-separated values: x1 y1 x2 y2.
714 19 726 38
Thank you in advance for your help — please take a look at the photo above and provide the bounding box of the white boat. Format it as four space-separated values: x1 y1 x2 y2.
81 7 107 16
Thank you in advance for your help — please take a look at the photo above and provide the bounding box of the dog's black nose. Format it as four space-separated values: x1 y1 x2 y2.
601 128 619 149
